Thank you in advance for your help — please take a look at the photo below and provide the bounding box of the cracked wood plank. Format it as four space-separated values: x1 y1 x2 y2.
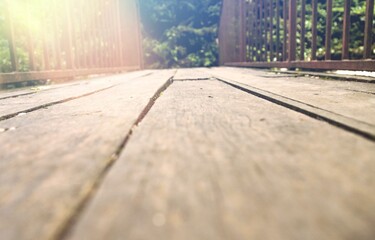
0 70 174 240
66 80 375 240
0 70 152 120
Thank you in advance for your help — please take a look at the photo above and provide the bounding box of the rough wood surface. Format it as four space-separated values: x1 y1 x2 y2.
0 70 151 120
66 80 375 240
173 68 212 80
204 67 375 138
0 70 174 240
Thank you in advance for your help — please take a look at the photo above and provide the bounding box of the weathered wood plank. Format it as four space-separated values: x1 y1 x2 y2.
0 70 174 240
0 70 152 120
204 67 375 139
66 80 375 240
173 68 212 80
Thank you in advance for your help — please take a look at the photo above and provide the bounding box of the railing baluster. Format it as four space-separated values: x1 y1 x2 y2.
311 0 318 60
251 1 256 61
42 8 50 70
260 0 264 61
88 1 97 68
325 0 333 60
93 0 102 68
264 0 269 61
26 0 35 71
5 0 18 72
288 0 296 61
105 1 111 67
282 0 288 61
246 1 251 61
270 0 274 61
276 0 281 61
364 0 374 59
300 0 306 60
52 0 62 70
63 0 74 69
256 0 261 61
240 0 246 62
114 0 124 67
218 0 375 70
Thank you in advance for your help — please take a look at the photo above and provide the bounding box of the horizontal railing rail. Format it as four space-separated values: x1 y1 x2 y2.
0 0 143 84
219 0 375 71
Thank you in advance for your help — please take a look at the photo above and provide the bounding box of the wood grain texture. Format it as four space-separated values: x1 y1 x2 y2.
207 67 375 124
0 70 152 120
66 80 375 240
204 67 375 138
0 70 174 240
173 68 213 80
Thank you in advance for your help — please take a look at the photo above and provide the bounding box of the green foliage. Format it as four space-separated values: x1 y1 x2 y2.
295 0 373 60
139 0 222 68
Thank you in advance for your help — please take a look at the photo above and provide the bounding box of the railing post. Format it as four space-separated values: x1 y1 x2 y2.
364 0 374 59
288 0 297 62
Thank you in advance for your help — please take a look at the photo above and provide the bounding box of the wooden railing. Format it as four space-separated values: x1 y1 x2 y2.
219 0 375 71
0 0 143 85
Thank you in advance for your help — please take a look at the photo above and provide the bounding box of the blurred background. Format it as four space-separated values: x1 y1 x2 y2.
0 0 373 72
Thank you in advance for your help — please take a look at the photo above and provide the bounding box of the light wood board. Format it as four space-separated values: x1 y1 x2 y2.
204 67 375 139
66 80 375 240
0 70 174 240
0 70 152 120
174 68 213 80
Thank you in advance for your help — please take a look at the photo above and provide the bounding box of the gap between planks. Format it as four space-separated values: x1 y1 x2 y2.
62 72 375 238
214 78 375 142
55 73 175 240
0 72 153 122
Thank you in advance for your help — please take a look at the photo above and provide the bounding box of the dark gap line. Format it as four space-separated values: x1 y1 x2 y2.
229 80 375 127
0 82 83 100
271 71 375 84
216 78 375 142
215 77 373 127
173 78 214 81
0 92 35 100
346 89 375 96
0 86 115 122
56 75 174 240
0 72 153 122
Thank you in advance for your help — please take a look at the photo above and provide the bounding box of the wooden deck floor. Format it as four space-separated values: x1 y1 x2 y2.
1 67 375 240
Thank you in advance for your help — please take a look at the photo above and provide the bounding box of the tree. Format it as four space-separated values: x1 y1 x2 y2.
139 0 222 68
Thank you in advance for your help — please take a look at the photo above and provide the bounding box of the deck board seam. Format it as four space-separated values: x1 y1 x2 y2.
173 78 214 81
0 83 84 101
56 74 175 240
0 72 153 122
0 86 115 122
215 78 375 142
